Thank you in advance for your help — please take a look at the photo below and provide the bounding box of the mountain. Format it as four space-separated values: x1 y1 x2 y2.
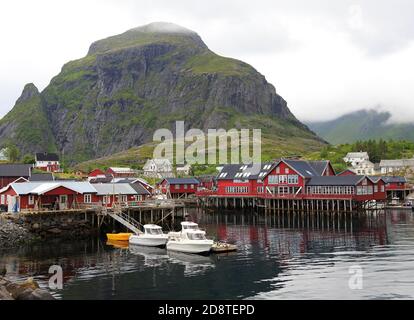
307 109 414 144
0 22 324 164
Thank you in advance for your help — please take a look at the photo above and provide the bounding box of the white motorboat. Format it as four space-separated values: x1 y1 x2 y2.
166 222 214 254
129 224 168 247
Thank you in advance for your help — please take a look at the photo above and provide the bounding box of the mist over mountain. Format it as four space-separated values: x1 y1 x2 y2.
307 109 414 144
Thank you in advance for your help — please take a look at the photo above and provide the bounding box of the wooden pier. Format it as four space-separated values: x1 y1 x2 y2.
197 195 386 213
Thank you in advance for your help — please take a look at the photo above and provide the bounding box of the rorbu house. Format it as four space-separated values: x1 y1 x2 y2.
203 159 387 208
0 181 97 212
92 183 148 207
158 178 200 198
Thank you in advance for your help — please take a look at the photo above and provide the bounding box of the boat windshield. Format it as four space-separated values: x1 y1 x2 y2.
147 228 163 235
188 233 206 240
183 225 198 230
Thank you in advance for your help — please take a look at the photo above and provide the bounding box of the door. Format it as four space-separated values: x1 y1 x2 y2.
59 195 68 210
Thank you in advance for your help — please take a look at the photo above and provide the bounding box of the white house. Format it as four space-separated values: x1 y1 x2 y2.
351 160 376 175
35 152 61 172
379 158 414 174
143 159 174 178
176 164 192 176
343 152 370 167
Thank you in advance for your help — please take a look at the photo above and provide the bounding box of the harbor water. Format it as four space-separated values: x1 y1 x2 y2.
1 209 413 299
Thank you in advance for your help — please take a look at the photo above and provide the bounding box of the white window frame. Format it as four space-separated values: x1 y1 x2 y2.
28 195 35 205
84 194 92 203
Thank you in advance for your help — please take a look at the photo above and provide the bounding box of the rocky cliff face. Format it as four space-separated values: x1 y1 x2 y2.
0 22 323 164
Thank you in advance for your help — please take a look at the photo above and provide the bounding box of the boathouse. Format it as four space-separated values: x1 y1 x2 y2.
381 176 411 200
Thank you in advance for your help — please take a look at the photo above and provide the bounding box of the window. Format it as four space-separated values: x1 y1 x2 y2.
103 195 110 204
287 175 299 184
381 185 385 192
190 184 194 189
285 168 289 174
276 167 280 174
268 175 278 184
122 195 128 202
28 195 35 205
84 194 92 203
279 175 288 184
1 195 4 204
184 184 188 189
374 185 378 193
257 186 264 193
175 184 180 190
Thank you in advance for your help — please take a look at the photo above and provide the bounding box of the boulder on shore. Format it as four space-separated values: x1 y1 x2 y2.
0 277 55 300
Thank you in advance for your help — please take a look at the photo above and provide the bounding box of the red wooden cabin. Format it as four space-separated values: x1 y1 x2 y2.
159 178 200 198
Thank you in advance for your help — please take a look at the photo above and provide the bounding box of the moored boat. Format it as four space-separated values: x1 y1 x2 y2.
166 222 214 254
129 224 168 247
106 233 132 241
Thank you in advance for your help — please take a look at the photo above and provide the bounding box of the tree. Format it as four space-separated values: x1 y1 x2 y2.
22 154 35 164
4 144 20 163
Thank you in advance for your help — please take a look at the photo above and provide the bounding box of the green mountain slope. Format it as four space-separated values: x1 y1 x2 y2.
0 22 324 164
307 109 414 144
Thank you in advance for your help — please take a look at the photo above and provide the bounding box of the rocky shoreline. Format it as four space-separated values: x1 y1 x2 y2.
0 277 55 300
0 216 37 249
0 212 98 249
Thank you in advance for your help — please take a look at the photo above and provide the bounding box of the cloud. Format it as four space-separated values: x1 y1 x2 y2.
0 0 413 124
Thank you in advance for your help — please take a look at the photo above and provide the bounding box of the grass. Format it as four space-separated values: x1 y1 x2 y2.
185 52 255 76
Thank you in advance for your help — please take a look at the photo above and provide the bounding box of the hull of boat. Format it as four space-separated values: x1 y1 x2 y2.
106 233 132 241
166 240 213 254
129 235 168 247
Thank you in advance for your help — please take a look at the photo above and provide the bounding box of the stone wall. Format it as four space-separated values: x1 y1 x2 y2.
0 211 98 248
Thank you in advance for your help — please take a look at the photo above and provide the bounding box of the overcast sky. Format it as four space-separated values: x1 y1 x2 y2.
1 0 413 122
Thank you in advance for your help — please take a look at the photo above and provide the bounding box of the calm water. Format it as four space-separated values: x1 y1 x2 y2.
1 209 414 300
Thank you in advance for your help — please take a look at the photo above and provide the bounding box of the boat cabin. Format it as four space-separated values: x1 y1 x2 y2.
143 224 163 235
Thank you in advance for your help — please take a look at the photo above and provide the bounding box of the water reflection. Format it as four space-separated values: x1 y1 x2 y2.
0 209 413 299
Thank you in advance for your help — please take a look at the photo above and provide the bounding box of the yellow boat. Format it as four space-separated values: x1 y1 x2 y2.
106 233 132 241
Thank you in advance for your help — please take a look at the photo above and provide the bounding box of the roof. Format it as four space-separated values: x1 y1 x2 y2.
108 167 135 173
93 183 138 195
89 177 113 184
380 159 414 167
128 183 151 195
283 159 321 178
307 175 366 186
114 177 153 189
307 160 330 176
35 153 59 161
337 169 356 176
0 164 32 177
29 173 54 181
344 152 369 159
381 176 407 183
4 181 96 195
217 163 274 180
163 178 200 185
